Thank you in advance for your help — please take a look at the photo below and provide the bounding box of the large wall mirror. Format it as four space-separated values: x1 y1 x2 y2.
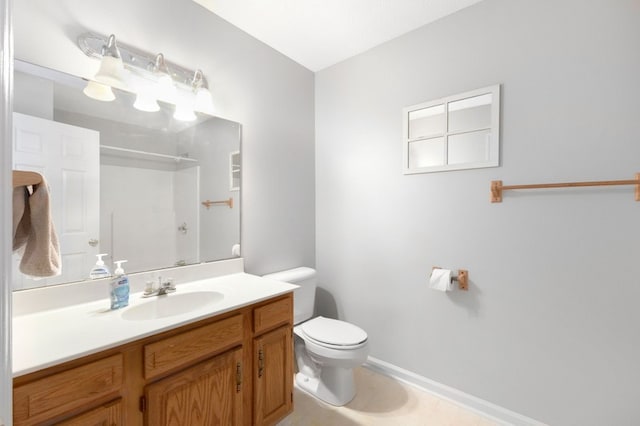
12 60 241 291
403 84 500 174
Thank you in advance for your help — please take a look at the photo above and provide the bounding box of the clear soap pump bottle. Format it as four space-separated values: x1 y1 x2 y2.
110 260 129 310
89 253 111 279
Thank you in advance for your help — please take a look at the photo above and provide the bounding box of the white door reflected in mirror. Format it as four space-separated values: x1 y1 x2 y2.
403 85 500 174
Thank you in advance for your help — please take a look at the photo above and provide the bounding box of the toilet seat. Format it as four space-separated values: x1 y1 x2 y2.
298 316 368 349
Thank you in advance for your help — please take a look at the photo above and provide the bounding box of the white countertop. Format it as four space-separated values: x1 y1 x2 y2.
13 272 297 377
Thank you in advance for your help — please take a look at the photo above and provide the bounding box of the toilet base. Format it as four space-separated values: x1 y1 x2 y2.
295 366 356 406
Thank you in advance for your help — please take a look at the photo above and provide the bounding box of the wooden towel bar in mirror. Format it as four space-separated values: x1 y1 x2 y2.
403 84 500 174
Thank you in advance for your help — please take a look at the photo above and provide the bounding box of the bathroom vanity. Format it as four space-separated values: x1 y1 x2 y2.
12 269 296 426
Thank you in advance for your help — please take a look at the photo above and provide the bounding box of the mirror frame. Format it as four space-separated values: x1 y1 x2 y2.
402 84 500 174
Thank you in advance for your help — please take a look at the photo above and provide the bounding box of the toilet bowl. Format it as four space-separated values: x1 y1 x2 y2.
263 268 369 406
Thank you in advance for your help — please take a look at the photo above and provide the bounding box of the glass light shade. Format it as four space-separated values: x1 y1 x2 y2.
94 56 125 86
155 73 176 103
158 73 172 86
173 103 197 122
133 92 160 112
83 80 115 102
194 87 214 114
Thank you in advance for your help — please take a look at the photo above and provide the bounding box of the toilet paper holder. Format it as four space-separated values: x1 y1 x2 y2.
432 267 469 291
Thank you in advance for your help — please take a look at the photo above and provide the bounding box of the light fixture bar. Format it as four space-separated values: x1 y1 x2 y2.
77 32 209 89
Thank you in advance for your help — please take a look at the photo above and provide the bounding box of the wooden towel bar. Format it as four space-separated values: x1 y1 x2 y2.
491 173 640 202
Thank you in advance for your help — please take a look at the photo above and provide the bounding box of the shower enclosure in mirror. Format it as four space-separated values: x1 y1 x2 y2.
402 84 500 174
12 60 241 290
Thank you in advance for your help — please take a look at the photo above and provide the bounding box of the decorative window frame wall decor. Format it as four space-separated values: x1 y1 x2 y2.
403 84 500 174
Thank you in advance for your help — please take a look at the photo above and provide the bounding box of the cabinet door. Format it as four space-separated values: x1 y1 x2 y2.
254 325 293 426
145 347 243 426
57 399 122 426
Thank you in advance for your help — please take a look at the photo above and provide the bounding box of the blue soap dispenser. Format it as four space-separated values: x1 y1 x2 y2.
110 260 129 310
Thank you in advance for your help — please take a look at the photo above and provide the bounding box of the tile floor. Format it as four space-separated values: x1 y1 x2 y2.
277 367 499 426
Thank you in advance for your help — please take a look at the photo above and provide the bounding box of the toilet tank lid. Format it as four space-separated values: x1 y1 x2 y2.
263 267 316 283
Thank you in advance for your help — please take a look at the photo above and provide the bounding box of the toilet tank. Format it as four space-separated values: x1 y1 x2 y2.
263 267 316 325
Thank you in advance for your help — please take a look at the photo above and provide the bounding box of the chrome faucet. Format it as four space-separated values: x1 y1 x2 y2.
143 276 176 297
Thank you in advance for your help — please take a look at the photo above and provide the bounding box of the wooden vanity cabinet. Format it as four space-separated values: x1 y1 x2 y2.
253 296 294 426
13 292 294 426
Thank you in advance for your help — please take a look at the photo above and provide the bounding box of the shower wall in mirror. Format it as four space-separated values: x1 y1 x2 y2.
12 60 241 290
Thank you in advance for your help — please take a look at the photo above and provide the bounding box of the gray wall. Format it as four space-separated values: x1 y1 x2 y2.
13 0 316 276
315 1 640 424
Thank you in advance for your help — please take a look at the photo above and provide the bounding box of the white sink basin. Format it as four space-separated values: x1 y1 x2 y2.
121 291 224 321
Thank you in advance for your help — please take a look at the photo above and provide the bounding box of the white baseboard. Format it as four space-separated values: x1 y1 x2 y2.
363 357 546 426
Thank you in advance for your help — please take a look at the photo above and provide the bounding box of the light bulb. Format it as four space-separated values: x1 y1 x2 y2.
173 103 197 122
154 74 176 103
133 92 160 112
83 80 115 102
194 87 214 114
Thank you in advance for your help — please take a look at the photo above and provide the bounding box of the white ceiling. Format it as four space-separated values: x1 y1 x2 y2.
192 0 484 72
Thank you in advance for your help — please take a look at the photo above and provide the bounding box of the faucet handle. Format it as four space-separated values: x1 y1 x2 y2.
141 276 176 297
162 278 176 291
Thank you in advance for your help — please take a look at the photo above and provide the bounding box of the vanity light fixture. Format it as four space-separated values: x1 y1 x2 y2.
150 53 177 103
83 80 116 102
133 90 160 112
195 88 214 113
192 69 214 114
173 100 197 122
132 54 173 112
77 32 215 119
172 69 213 121
173 86 195 121
93 34 126 87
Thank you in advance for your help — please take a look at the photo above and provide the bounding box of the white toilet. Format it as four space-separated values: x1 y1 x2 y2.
263 267 369 406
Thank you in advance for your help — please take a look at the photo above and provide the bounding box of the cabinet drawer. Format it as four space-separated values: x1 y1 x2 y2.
254 296 292 335
57 398 122 426
13 354 123 426
144 314 243 380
